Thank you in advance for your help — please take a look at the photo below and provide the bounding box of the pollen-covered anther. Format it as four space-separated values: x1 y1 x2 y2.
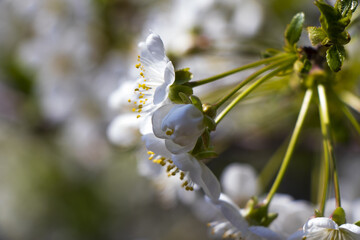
135 63 141 68
165 129 174 136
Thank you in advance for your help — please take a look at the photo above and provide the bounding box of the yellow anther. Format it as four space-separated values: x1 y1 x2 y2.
134 88 139 91
135 63 141 68
138 105 143 108
140 72 145 78
139 95 144 99
137 115 141 118
147 151 154 155
148 156 154 160
165 129 174 136
180 172 185 180
132 108 136 112
182 181 189 187
133 101 137 104
128 99 131 103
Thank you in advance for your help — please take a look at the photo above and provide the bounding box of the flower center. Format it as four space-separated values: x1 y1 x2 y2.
147 151 194 191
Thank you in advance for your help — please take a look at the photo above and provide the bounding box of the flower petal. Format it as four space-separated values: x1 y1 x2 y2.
142 133 172 159
287 230 305 240
153 61 175 105
248 226 284 240
198 161 221 200
304 217 338 234
165 138 197 154
215 194 249 234
152 104 175 138
146 33 166 61
339 223 360 235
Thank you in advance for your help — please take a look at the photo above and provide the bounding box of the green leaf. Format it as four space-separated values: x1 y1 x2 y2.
335 0 358 17
174 68 193 85
315 0 348 39
326 44 345 72
190 95 202 112
331 207 346 226
307 26 329 46
194 150 218 160
178 92 192 104
168 85 193 103
285 12 305 46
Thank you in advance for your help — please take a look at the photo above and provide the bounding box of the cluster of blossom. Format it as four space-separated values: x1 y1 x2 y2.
108 28 360 239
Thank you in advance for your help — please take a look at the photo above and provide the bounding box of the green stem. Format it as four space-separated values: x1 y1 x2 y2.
214 56 296 110
318 126 330 217
342 105 360 135
339 91 360 113
264 89 313 205
188 54 292 87
318 84 341 208
215 62 293 125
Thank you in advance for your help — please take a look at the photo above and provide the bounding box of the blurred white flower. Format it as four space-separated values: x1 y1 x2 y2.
128 33 175 119
288 217 360 240
269 194 313 238
221 163 259 206
208 194 283 240
152 104 205 154
107 113 141 148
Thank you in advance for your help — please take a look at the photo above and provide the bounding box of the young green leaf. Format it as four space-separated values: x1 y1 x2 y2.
190 95 202 112
168 85 193 103
335 0 358 17
307 26 328 46
174 68 193 85
326 44 345 72
285 12 305 46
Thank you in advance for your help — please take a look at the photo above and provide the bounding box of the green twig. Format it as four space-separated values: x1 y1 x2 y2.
214 56 297 110
188 54 292 87
215 62 294 125
318 84 341 208
264 89 313 205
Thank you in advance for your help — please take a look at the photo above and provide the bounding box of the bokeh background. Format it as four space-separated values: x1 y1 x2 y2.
0 0 359 239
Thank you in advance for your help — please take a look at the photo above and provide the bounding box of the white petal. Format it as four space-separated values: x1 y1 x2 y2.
139 114 153 135
304 218 338 234
153 61 175 104
287 230 305 240
248 226 284 240
172 153 200 172
152 104 175 138
165 138 197 154
146 33 166 61
198 161 221 200
212 194 249 234
142 133 172 159
339 223 360 235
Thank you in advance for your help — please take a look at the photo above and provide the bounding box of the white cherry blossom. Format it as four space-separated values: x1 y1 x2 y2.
288 217 360 240
152 104 205 154
128 33 175 119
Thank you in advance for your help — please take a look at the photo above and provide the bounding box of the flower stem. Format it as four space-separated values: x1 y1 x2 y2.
213 56 296 111
342 105 360 135
264 89 313 205
339 91 360 113
318 84 341 208
318 129 330 217
188 54 293 87
215 62 294 125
